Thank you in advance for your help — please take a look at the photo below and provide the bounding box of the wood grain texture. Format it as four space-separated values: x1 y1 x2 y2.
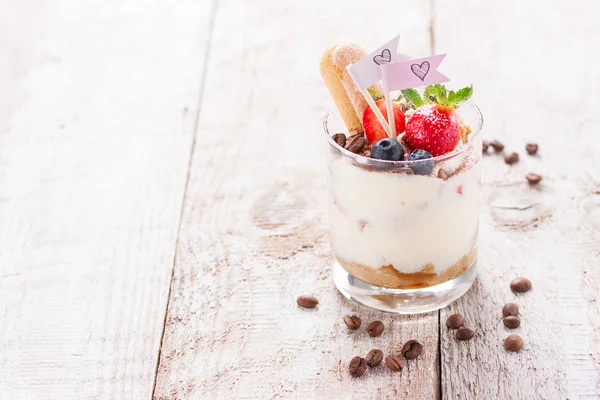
0 1 213 398
434 1 600 398
153 0 439 399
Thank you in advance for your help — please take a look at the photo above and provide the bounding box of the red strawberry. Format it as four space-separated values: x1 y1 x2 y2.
404 103 460 157
362 100 406 144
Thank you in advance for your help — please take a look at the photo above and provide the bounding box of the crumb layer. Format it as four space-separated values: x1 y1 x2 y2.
335 247 476 289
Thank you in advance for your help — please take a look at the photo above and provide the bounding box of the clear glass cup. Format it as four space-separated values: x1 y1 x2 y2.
324 101 483 313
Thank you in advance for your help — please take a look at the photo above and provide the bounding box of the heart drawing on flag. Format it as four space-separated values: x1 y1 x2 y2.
411 61 430 81
373 49 392 65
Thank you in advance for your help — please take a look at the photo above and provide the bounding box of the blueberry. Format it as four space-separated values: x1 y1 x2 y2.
408 149 435 175
370 138 405 161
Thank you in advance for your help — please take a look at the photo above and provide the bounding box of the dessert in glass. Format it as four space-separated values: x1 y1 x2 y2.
320 42 482 313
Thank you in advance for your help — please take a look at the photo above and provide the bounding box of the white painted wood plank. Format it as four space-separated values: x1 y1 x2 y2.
154 0 439 399
0 1 213 398
434 1 600 398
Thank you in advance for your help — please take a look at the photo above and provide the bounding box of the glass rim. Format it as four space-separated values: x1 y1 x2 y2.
323 100 483 165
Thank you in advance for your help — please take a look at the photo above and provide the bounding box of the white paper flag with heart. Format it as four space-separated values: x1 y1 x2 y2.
380 54 449 91
346 35 409 90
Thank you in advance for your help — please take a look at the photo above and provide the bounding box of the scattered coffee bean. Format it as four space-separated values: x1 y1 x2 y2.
345 134 366 154
504 334 524 352
482 140 490 153
296 295 318 309
526 173 542 185
490 140 504 152
365 349 384 367
437 169 448 180
349 356 368 377
366 320 385 337
502 303 519 317
332 133 347 148
343 315 362 330
446 314 465 329
510 277 532 293
504 152 519 165
503 316 521 329
385 355 404 372
456 327 475 341
525 143 539 155
401 340 423 359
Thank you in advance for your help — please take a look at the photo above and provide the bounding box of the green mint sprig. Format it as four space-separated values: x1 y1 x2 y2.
424 84 473 108
385 85 473 109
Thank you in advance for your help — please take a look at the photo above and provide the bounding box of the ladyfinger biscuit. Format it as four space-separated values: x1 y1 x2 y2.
320 41 370 133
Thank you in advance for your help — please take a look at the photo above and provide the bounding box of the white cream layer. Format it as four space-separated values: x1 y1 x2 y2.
328 155 480 275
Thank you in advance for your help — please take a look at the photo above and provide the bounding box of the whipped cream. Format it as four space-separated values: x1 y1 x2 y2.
328 146 480 275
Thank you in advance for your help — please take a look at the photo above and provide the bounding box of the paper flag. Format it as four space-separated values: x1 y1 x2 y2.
346 35 410 90
380 54 449 92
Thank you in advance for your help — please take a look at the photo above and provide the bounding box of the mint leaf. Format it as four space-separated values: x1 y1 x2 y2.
453 85 473 103
423 84 473 107
425 84 448 105
447 90 457 104
401 89 424 108
423 86 434 102
367 88 384 101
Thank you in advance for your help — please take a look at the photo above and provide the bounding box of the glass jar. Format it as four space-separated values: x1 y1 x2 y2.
324 101 483 313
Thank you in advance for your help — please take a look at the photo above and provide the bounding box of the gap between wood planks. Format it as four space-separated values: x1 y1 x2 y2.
150 0 220 398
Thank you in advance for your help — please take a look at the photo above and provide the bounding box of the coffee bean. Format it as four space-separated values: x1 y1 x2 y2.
345 134 366 154
482 140 490 154
400 340 423 360
332 133 347 148
502 303 519 317
385 355 404 372
490 140 504 152
510 277 532 293
343 315 361 330
526 173 542 185
525 143 539 155
349 356 368 377
456 327 475 341
296 295 318 309
446 314 465 329
504 152 519 165
504 334 524 352
365 349 383 367
366 320 385 337
503 316 521 329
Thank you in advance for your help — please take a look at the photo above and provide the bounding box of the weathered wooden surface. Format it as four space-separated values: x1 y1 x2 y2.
153 0 443 399
0 0 211 398
2 0 599 399
436 1 600 399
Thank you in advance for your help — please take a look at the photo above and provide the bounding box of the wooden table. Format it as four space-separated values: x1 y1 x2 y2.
1 1 599 399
